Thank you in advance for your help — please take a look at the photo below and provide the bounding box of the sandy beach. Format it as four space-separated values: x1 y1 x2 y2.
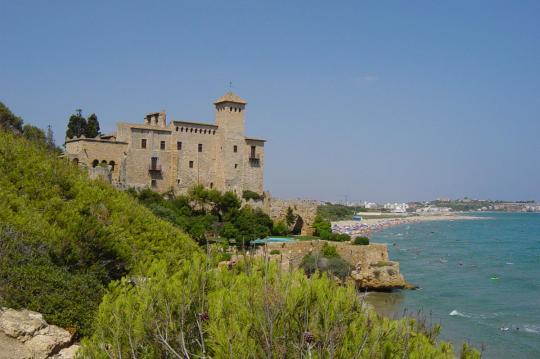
332 213 484 237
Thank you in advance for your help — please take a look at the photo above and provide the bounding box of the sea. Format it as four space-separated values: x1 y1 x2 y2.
365 212 540 359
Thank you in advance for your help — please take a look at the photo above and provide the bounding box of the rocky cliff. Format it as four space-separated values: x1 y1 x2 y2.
0 308 79 359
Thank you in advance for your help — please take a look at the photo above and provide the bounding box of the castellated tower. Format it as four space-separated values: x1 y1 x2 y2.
214 92 247 194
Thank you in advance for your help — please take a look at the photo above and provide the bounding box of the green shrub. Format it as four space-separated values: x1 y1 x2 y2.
269 249 281 255
80 259 471 358
242 190 262 201
321 242 339 258
353 236 370 245
272 220 288 236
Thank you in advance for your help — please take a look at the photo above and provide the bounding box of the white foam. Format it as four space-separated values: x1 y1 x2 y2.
449 310 470 318
523 325 540 334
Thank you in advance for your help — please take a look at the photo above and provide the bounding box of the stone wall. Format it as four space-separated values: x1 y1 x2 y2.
262 240 388 269
265 198 320 235
253 240 408 290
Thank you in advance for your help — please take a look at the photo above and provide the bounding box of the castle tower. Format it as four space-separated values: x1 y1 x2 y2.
214 92 246 136
214 92 247 194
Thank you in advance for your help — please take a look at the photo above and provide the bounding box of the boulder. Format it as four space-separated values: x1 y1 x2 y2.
0 308 78 359
0 308 46 341
26 326 72 359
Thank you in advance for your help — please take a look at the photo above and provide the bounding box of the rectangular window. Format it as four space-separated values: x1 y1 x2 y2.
141 139 147 149
233 145 238 153
151 157 158 169
235 163 238 168
189 161 194 168
250 146 256 158
177 141 182 150
160 141 165 150
198 144 203 152
151 179 157 188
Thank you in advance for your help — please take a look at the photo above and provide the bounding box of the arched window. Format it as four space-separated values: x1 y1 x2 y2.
101 160 107 166
109 161 115 171
210 182 214 189
92 159 99 168
72 158 79 165
190 128 193 133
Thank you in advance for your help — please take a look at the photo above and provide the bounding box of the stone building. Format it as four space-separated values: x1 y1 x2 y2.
64 92 265 195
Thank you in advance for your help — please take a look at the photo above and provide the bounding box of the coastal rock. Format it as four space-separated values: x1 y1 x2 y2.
0 308 78 359
26 325 72 359
0 308 46 341
351 260 408 290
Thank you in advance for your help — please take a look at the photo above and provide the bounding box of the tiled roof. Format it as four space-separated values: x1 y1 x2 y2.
213 91 247 105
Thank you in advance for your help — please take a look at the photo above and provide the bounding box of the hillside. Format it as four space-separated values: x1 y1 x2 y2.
0 128 479 358
0 129 199 336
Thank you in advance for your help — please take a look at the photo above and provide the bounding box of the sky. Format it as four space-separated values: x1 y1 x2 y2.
1 0 539 202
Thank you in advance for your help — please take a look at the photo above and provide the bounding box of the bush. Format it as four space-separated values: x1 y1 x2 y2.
321 242 339 258
269 249 281 255
272 220 288 236
80 259 471 358
242 190 262 201
353 236 370 245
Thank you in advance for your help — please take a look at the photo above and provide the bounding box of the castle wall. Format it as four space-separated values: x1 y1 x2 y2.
63 92 265 196
64 138 127 182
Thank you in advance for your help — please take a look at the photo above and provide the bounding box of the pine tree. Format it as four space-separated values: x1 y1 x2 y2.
46 125 55 150
285 206 296 227
85 113 101 138
66 109 87 139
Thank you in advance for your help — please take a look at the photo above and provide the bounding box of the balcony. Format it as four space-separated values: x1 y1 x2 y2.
148 164 162 172
249 156 260 167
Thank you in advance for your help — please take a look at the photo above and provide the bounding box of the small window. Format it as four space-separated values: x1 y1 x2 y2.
235 163 238 169
177 141 182 150
151 179 157 188
189 161 194 168
92 159 99 167
160 141 165 150
177 179 180 184
141 139 147 149
250 145 256 157
176 126 179 131
210 182 213 189
233 145 238 153
198 144 203 152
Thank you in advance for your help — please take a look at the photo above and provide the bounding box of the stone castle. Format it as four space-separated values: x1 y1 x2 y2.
64 92 265 196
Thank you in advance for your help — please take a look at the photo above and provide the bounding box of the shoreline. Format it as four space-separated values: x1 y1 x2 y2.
332 213 486 237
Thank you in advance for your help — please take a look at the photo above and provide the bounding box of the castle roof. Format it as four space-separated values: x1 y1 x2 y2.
213 91 247 105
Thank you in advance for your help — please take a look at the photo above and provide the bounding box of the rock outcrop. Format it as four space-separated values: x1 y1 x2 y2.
0 308 80 359
351 260 411 291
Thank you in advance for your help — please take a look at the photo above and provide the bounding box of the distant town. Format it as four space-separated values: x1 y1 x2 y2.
321 197 540 215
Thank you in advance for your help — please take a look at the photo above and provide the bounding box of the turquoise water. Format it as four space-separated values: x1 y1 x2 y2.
367 213 540 358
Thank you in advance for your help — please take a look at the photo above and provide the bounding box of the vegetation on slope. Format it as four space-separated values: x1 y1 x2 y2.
80 259 479 358
128 186 275 246
0 129 199 336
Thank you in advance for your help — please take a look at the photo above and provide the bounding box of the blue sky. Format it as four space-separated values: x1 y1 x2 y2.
1 1 539 202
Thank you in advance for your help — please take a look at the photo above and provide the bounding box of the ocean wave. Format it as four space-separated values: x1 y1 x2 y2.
449 310 470 318
523 324 540 334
